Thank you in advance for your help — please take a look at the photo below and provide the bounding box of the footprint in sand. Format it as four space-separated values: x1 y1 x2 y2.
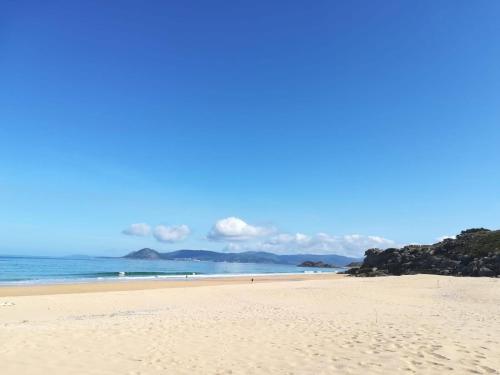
429 352 450 360
0 301 15 307
479 365 498 374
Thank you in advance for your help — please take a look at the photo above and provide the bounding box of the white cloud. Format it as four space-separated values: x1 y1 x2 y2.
122 223 151 237
153 225 190 243
225 242 243 252
436 235 455 242
208 217 274 241
249 232 397 257
266 232 311 246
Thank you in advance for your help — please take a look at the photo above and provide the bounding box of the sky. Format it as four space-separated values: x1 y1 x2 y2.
1 1 499 257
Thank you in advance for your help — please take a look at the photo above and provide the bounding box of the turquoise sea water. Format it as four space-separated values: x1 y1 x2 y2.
0 256 341 284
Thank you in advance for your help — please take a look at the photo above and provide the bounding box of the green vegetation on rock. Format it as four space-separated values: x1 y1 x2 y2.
347 228 500 277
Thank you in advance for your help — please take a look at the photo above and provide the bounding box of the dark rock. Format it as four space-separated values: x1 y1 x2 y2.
349 228 500 278
346 261 363 267
478 267 495 277
298 261 337 268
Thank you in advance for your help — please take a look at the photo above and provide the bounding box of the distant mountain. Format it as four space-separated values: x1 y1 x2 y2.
123 248 359 266
124 248 162 260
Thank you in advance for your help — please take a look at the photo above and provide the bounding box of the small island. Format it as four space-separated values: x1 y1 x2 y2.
298 261 337 268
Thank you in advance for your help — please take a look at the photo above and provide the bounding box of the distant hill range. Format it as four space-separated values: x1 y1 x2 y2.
347 228 500 277
123 248 358 267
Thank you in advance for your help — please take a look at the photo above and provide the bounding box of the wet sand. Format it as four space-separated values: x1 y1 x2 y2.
0 273 341 297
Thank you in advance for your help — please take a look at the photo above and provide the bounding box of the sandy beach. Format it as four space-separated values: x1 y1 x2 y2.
1 274 499 375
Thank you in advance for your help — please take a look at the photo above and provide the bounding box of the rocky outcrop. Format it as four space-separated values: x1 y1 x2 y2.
298 261 337 268
346 261 363 268
347 228 500 277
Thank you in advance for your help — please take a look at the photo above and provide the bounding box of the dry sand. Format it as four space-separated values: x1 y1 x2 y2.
0 274 499 375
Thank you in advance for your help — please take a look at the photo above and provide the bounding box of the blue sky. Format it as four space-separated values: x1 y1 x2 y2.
1 1 499 256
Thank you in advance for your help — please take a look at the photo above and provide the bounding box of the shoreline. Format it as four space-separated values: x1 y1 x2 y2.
0 272 344 297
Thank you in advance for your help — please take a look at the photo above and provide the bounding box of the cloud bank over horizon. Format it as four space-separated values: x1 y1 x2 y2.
224 231 397 257
122 217 397 257
207 217 396 257
122 223 190 243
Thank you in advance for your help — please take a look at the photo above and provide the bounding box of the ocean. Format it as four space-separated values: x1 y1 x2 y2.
0 256 341 284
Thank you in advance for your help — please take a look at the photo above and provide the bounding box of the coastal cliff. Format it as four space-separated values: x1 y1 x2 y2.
347 228 500 277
